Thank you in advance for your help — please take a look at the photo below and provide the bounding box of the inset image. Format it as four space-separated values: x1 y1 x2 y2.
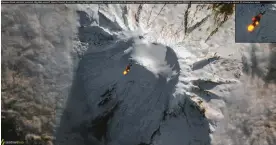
235 4 276 43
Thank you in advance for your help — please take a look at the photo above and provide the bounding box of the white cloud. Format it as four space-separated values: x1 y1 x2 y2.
130 39 176 80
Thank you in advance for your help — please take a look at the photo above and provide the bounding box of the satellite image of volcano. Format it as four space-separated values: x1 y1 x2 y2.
1 3 276 145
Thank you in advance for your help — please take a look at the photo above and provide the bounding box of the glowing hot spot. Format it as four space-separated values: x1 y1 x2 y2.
247 24 255 32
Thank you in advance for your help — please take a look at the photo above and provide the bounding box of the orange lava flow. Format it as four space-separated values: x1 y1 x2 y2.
123 69 130 75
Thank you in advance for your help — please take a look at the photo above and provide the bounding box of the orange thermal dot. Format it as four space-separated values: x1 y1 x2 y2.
247 24 255 32
123 70 128 75
255 21 259 25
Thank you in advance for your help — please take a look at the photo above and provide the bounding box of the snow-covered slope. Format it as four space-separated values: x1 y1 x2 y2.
56 4 276 145
2 4 276 145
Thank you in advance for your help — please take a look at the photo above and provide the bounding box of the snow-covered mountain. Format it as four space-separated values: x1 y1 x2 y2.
2 4 276 145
